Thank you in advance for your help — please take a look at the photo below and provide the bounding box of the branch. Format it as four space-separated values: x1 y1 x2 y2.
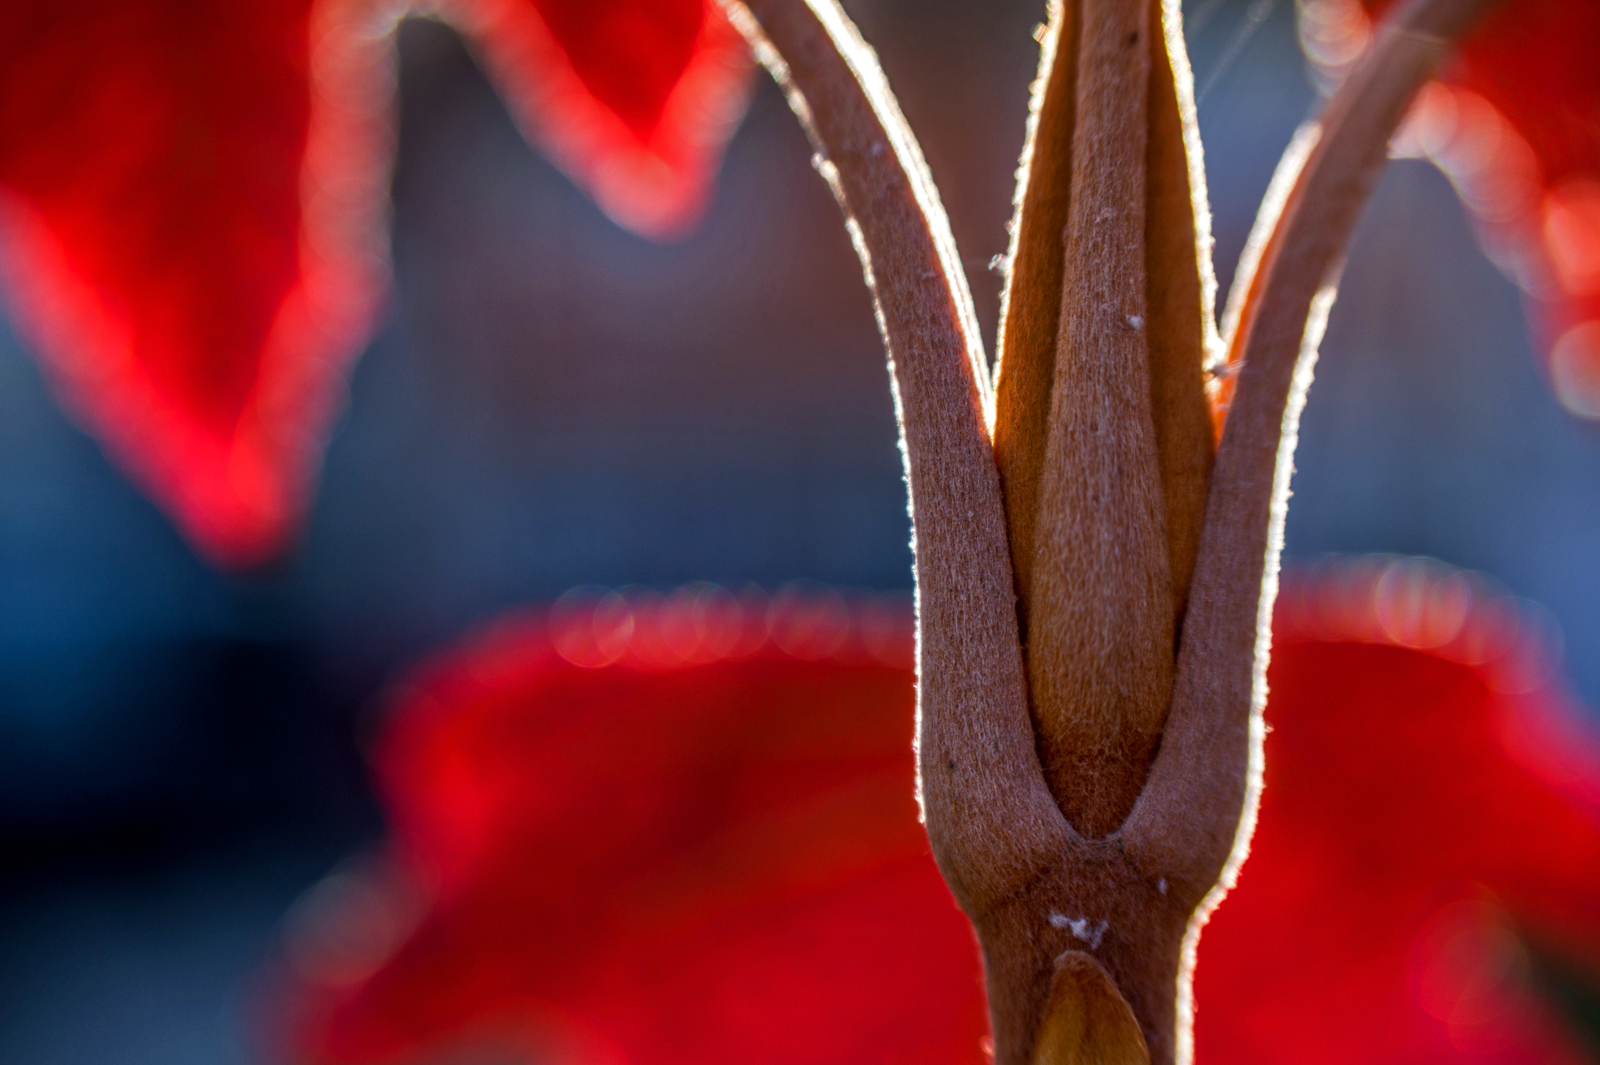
717 1 1502 1063
716 0 1070 911
1023 0 1178 841
1125 0 1504 894
994 0 1219 841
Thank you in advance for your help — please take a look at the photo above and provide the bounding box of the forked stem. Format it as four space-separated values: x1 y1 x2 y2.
717 0 1501 1061
1124 0 1506 887
715 0 1068 910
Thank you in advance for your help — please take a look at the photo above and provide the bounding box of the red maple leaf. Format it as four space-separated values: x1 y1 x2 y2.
0 0 749 565
273 567 1600 1065
1309 0 1600 417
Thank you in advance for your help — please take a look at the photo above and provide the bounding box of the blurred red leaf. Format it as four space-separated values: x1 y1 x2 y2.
0 0 748 565
1196 558 1600 1065
1311 0 1600 417
279 589 992 1064
279 568 1600 1064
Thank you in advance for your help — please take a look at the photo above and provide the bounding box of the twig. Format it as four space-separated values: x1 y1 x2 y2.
1127 0 1504 883
1126 0 1504 1058
718 0 1502 1062
716 0 1070 912
1025 0 1176 841
993 0 1079 646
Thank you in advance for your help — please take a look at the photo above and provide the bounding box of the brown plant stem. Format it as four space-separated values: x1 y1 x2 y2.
1142 0 1218 625
1124 0 1504 1057
993 0 1079 646
1123 0 1506 887
1025 0 1177 841
714 0 1070 910
719 0 1500 1062
995 0 1217 841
